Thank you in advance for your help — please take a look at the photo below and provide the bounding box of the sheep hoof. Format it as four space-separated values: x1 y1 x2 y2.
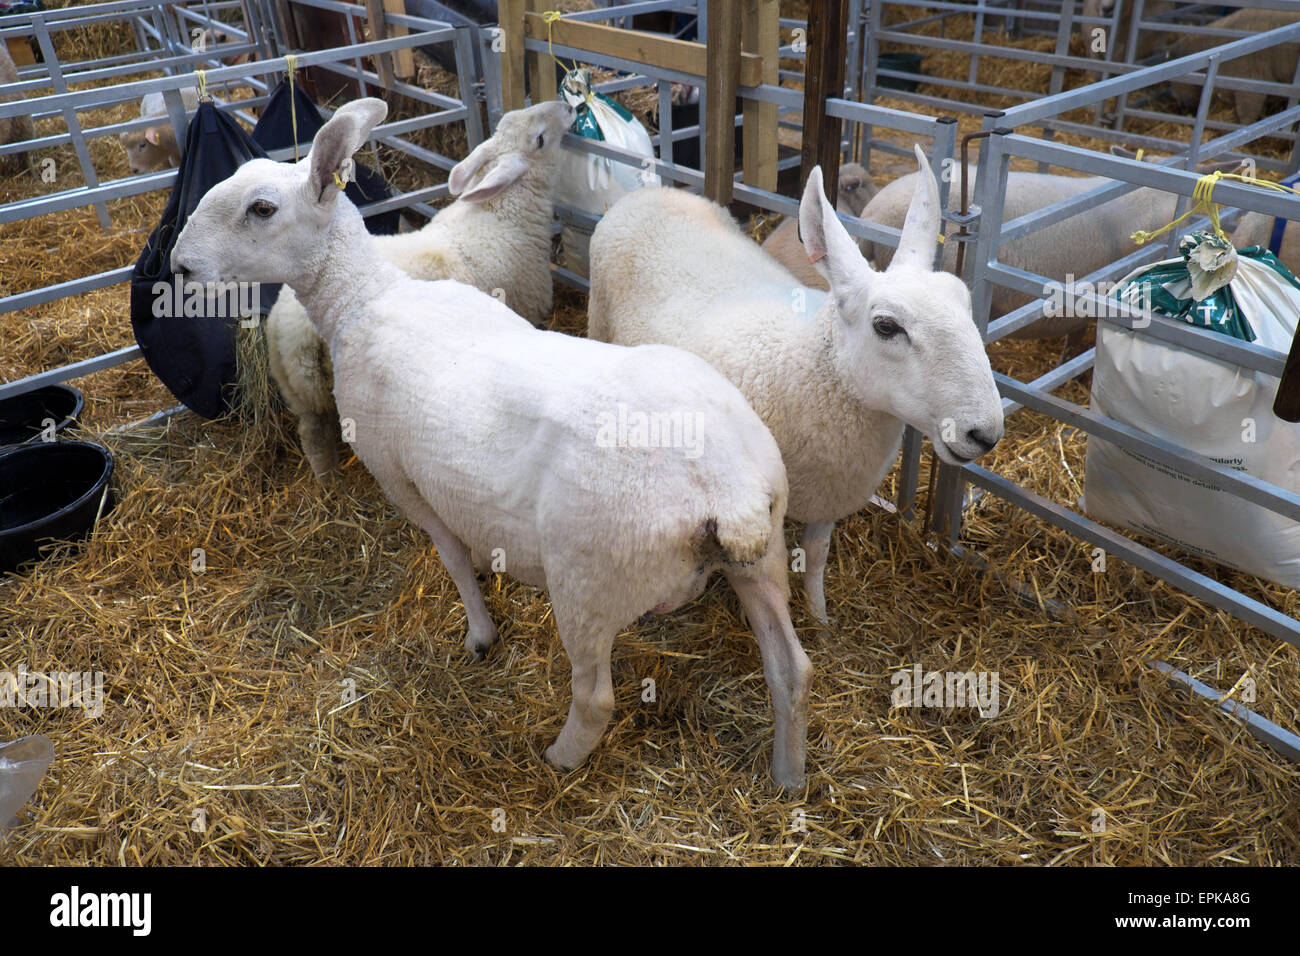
543 742 581 772
773 771 806 792
465 627 498 661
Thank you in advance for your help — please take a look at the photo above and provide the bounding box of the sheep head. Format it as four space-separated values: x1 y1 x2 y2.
799 145 1004 466
835 162 877 219
448 100 576 204
171 97 388 286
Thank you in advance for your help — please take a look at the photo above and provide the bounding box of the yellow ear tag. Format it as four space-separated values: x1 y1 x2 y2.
333 170 347 190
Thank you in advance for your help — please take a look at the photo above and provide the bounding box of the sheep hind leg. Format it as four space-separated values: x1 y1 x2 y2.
544 604 618 772
726 572 812 791
799 521 835 626
297 411 339 481
388 489 499 660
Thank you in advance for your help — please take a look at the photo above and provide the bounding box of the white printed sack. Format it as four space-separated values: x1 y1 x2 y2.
553 69 659 276
1082 234 1300 588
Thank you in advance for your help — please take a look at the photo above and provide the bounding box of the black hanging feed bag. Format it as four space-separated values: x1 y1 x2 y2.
130 100 271 420
252 78 401 236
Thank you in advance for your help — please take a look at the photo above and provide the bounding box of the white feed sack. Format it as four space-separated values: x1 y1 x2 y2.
554 69 660 276
1083 244 1300 588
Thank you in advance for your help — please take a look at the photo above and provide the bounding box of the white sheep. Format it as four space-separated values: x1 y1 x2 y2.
119 86 200 175
858 156 1197 338
1232 201 1300 277
1 42 35 176
265 100 575 479
170 98 813 789
588 147 1005 624
760 161 877 290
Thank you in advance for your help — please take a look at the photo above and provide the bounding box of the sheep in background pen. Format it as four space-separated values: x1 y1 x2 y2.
118 87 201 175
588 147 1004 625
857 150 1245 339
760 162 877 290
266 101 574 479
1165 8 1300 125
170 98 813 789
0 43 35 176
1079 0 1174 70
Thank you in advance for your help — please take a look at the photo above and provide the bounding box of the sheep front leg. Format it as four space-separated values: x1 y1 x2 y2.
799 521 835 625
727 573 812 790
545 606 617 772
1233 90 1266 126
389 490 499 659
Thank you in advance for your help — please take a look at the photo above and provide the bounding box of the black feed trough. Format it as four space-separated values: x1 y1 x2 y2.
0 439 114 573
878 53 925 92
0 383 83 445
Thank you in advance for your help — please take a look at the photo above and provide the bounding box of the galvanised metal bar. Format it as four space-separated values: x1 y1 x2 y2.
0 29 459 120
1150 661 1300 764
0 94 271 159
998 347 1096 418
994 134 1300 231
563 0 695 20
0 107 460 224
30 13 113 230
964 465 1300 647
0 267 138 317
995 370 1300 523
1001 20 1300 126
0 347 144 403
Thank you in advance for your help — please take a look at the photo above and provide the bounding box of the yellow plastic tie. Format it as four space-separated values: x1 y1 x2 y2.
1135 148 1145 162
542 10 582 80
286 54 300 163
195 69 208 101
1131 170 1300 245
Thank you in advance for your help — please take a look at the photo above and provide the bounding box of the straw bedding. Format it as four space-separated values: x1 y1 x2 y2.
1 4 1297 866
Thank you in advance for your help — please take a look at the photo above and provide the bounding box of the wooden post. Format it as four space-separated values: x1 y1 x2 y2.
364 0 397 89
800 0 848 197
704 0 741 204
741 0 778 193
500 0 527 112
383 0 415 79
526 0 557 104
1274 325 1300 421
273 0 300 50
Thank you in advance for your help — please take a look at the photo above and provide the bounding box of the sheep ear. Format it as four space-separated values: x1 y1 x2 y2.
456 153 530 203
1198 157 1251 175
145 127 161 146
798 166 869 288
449 140 494 196
889 144 942 273
308 97 388 203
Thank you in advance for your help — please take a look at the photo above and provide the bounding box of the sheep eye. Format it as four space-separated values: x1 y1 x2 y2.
872 315 903 339
536 133 545 149
248 200 276 219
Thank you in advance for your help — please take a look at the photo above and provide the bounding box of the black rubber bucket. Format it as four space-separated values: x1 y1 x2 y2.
878 53 925 92
0 384 84 445
0 439 114 573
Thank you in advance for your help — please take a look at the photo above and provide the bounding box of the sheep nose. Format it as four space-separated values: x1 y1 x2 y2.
966 427 1000 455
